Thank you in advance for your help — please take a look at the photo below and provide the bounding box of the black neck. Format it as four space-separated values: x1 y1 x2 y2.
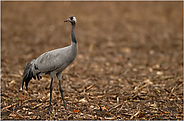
71 23 77 44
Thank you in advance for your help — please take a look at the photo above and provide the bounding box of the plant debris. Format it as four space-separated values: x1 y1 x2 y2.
1 1 183 120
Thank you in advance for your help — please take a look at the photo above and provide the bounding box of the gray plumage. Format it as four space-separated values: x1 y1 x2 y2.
22 16 78 111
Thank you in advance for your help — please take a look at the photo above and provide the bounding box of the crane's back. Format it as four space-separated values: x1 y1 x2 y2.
33 43 77 77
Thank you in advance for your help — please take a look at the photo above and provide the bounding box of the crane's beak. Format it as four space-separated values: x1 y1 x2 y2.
64 18 70 22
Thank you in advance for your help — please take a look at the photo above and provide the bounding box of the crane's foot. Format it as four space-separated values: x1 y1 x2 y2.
48 105 53 113
63 104 67 110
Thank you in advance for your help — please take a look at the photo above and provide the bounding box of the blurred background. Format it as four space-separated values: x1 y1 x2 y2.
1 1 183 120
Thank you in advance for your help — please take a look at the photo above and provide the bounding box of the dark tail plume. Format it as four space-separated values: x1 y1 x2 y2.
22 60 35 91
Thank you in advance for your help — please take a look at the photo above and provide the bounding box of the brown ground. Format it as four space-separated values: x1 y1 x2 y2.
1 1 183 120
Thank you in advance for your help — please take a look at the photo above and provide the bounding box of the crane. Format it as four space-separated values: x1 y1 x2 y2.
22 16 78 111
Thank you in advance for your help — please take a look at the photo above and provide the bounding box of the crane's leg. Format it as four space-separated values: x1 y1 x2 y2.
59 79 67 110
49 78 53 111
57 73 67 110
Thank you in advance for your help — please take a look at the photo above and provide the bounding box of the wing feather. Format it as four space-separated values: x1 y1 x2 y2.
34 47 71 73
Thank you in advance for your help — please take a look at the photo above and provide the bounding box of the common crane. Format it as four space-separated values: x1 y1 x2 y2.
22 16 78 111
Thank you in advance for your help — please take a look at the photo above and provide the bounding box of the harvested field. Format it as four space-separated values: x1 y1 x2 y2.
1 1 183 120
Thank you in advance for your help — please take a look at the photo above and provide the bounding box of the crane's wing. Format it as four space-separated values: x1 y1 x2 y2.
34 47 72 74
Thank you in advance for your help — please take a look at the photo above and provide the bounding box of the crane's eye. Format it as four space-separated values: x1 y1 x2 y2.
70 17 73 20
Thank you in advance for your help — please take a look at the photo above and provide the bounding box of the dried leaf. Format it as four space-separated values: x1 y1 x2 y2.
24 116 29 118
23 107 29 111
28 112 33 115
104 117 116 120
73 109 79 113
22 96 26 99
101 107 107 111
120 47 131 53
9 80 15 85
144 79 153 85
9 113 16 117
157 71 163 75
79 98 88 103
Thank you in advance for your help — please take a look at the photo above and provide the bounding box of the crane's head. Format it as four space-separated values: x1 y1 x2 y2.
64 16 77 25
